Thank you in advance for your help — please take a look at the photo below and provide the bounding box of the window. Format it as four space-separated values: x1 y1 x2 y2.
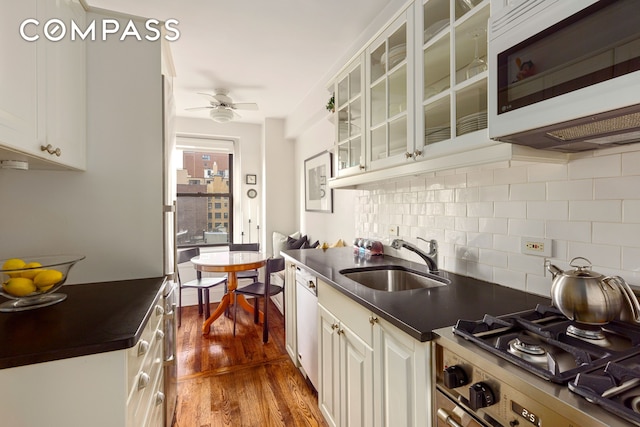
177 147 233 247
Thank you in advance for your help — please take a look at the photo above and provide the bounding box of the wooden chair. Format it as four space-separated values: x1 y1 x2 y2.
177 247 227 327
233 257 285 343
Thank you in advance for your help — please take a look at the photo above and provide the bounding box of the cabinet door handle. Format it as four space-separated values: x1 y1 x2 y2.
337 328 344 335
138 340 150 356
369 316 379 325
138 372 151 390
155 391 165 406
155 305 165 316
308 281 316 289
405 151 413 159
156 329 165 340
40 144 61 157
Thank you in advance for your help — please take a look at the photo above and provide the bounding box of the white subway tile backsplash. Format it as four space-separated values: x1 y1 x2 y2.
510 183 546 201
567 242 621 268
509 218 545 238
568 154 621 179
546 220 592 242
623 200 640 223
527 163 568 182
569 200 622 222
495 201 527 218
467 202 494 218
595 176 640 199
623 151 640 176
593 223 640 248
547 180 593 200
527 201 568 220
479 184 509 201
494 165 527 185
355 149 640 294
622 247 640 274
479 217 508 234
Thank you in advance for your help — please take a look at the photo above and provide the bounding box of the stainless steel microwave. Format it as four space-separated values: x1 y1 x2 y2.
488 0 640 152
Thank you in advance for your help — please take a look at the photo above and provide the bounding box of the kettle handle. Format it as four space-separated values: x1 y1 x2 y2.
570 256 592 270
606 276 640 323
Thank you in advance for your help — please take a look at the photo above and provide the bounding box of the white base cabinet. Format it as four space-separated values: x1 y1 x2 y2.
285 261 298 364
0 298 165 427
317 279 431 427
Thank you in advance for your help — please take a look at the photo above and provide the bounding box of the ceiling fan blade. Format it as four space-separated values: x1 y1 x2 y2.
185 106 213 111
232 102 259 111
197 92 216 99
232 110 242 119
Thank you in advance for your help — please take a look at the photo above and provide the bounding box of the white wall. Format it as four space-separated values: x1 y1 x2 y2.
353 145 640 296
0 11 164 284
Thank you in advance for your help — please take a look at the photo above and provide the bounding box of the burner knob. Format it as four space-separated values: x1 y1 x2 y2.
443 365 468 389
468 382 495 411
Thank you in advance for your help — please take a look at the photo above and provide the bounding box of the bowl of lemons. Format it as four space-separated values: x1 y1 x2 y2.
0 255 85 312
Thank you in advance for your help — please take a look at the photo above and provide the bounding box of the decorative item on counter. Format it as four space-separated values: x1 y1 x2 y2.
0 254 85 312
353 238 384 259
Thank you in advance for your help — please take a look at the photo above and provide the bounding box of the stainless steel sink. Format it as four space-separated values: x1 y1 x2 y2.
340 266 450 292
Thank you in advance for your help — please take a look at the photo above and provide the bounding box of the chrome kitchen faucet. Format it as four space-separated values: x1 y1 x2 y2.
391 238 438 273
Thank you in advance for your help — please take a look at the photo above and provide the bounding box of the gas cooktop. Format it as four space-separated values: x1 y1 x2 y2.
453 304 640 383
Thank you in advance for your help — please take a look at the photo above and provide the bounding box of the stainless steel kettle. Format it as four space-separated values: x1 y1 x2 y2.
546 257 640 325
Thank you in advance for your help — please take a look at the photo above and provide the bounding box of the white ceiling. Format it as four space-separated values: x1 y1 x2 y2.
86 0 395 125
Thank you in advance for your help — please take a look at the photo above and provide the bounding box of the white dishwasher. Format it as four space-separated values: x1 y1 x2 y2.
295 266 318 390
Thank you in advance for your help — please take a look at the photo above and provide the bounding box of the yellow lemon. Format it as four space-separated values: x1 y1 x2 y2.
34 269 63 290
21 262 44 279
2 277 36 297
2 258 26 278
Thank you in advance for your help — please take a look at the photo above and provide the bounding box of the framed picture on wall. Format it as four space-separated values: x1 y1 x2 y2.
304 151 333 213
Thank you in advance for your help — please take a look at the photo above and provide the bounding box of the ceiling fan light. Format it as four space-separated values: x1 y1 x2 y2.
209 108 233 123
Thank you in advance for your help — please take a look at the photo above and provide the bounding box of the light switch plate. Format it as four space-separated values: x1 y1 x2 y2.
521 237 552 257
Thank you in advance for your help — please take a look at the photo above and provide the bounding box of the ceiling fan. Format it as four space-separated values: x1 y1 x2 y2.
186 89 259 123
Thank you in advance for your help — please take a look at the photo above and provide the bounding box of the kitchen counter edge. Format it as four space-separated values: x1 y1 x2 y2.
0 276 166 370
282 247 549 342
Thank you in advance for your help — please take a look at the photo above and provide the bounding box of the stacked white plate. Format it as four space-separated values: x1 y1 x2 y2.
425 126 450 144
424 19 449 44
456 111 487 136
381 43 406 69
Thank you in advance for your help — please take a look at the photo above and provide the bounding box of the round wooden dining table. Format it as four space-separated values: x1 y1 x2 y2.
190 251 267 335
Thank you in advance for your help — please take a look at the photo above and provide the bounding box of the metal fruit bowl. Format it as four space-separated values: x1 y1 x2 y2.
0 255 85 312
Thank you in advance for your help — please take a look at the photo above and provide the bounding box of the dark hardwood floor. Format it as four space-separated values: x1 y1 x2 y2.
175 301 328 427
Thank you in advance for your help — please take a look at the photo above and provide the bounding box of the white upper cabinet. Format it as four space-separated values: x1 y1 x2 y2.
0 0 86 171
333 54 366 178
366 6 416 171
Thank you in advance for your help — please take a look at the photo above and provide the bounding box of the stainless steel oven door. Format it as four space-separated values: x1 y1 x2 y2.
435 389 486 427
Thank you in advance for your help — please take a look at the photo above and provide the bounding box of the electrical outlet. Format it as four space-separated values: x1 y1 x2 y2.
521 237 552 257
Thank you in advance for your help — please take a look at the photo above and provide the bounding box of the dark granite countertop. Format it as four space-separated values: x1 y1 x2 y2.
282 247 550 342
0 277 166 369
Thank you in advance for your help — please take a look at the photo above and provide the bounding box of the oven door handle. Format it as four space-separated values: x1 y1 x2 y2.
437 408 463 427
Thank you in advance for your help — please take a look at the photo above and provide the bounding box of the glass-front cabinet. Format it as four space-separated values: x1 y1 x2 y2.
419 0 489 153
367 7 416 171
334 55 365 177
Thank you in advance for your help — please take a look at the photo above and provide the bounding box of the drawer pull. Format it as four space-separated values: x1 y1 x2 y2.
138 372 150 390
436 408 463 427
308 281 316 289
138 340 150 356
156 329 165 340
155 391 165 406
155 305 165 316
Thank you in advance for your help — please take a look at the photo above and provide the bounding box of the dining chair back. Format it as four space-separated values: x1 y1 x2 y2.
229 243 260 283
177 247 227 327
233 257 285 343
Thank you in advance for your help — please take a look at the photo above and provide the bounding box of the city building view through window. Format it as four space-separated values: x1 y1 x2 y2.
176 151 233 247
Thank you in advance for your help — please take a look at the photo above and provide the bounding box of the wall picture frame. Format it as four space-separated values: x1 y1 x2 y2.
304 151 333 213
246 174 257 185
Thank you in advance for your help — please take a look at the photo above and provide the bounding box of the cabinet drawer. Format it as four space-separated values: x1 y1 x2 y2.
318 279 372 346
127 330 164 427
127 302 164 395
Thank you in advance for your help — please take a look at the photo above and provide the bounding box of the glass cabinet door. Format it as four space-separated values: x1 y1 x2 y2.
335 56 365 177
367 9 414 169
